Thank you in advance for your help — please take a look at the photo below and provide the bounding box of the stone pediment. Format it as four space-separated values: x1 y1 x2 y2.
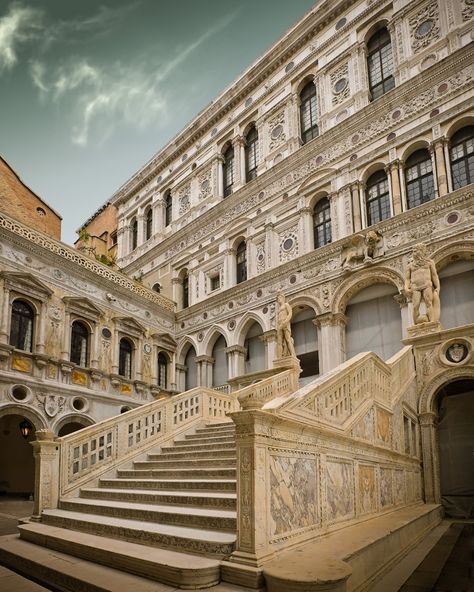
152 332 177 351
113 316 146 336
1 271 53 299
62 297 102 320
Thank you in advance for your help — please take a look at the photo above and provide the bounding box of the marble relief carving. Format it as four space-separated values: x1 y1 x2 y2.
394 470 405 505
269 454 318 537
326 460 354 521
358 464 376 514
352 408 374 441
380 468 393 507
409 1 441 53
376 408 392 446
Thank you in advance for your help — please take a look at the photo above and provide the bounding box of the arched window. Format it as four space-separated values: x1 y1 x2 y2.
131 218 138 250
182 272 189 309
450 126 474 190
300 81 318 144
245 126 258 182
70 321 89 367
145 208 153 241
10 299 34 352
366 170 391 225
152 283 161 293
367 28 394 100
157 352 168 389
236 241 247 284
405 149 435 209
119 338 133 379
313 197 332 248
165 191 172 227
223 145 234 197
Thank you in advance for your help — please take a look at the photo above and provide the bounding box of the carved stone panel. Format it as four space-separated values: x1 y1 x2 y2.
326 459 354 522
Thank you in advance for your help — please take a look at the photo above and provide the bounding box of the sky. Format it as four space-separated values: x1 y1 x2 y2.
0 0 316 245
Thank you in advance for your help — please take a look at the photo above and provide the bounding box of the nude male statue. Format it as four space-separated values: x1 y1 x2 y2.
404 244 440 324
276 290 296 358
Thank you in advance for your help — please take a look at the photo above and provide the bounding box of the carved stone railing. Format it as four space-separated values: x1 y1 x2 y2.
237 368 299 410
31 388 238 517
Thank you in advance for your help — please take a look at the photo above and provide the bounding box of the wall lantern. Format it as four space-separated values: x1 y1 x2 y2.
19 418 33 439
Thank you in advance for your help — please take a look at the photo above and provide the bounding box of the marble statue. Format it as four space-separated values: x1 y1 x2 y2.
404 243 440 324
341 230 382 269
276 290 296 358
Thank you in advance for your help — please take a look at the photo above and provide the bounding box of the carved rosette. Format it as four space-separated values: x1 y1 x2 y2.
198 167 213 200
178 183 191 215
279 226 299 263
267 110 287 152
330 62 350 106
409 2 441 53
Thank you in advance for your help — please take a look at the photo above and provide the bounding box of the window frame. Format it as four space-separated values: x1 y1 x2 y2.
157 351 168 389
365 170 391 226
245 126 258 182
367 27 395 101
118 337 133 379
10 298 35 353
236 241 247 284
131 218 138 250
223 145 235 197
405 149 435 209
145 208 153 241
313 197 332 249
299 81 319 145
450 126 474 190
70 320 90 367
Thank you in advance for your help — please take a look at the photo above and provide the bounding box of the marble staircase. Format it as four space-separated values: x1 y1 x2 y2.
1 422 238 590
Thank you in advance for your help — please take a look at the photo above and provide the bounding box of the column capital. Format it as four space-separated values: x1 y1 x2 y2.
419 411 437 426
232 135 246 148
261 329 277 343
387 159 402 172
299 206 313 215
225 345 246 355
195 355 215 364
430 136 448 149
175 363 187 372
393 293 408 307
314 312 347 327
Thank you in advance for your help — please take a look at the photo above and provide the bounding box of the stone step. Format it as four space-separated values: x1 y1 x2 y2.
148 449 236 460
41 509 236 557
195 425 235 434
59 498 236 531
133 457 236 469
9 522 223 589
161 441 236 453
116 466 237 480
101 477 236 491
183 432 236 442
80 487 237 509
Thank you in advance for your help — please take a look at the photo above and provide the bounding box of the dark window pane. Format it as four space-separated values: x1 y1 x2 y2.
119 338 133 379
405 149 435 209
236 241 247 284
223 145 234 197
157 353 167 389
313 197 332 248
10 299 34 352
70 321 89 366
245 127 258 182
300 82 318 144
146 209 153 240
450 126 474 190
366 170 391 225
165 193 172 226
367 28 394 100
131 219 138 250
182 274 189 309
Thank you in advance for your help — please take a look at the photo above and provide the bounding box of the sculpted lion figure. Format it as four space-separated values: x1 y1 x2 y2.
341 230 383 270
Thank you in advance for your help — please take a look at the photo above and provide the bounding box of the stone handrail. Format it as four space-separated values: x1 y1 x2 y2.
31 387 238 517
237 368 299 410
387 345 416 400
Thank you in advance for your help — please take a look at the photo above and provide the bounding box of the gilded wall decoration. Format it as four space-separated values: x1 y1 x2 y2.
326 460 354 521
409 2 441 53
358 464 376 514
380 468 393 507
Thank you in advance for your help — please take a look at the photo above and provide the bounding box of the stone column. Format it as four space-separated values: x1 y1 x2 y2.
419 412 439 503
172 278 182 310
137 211 145 246
61 312 71 361
388 160 403 215
31 430 60 520
288 91 302 151
351 182 362 233
337 185 353 239
0 285 10 343
135 337 143 380
399 161 408 211
224 248 236 289
433 138 449 197
90 324 100 369
152 197 165 234
261 330 277 369
116 226 127 260
35 306 46 356
299 206 314 253
329 192 339 242
358 183 367 228
216 155 224 198
428 145 439 199
196 355 214 388
315 313 347 374
188 269 198 307
443 139 453 193
394 293 410 339
264 220 277 269
226 345 246 379
111 326 119 374
233 136 246 190
175 363 186 392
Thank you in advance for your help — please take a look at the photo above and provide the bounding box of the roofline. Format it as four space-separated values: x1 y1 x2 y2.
0 155 63 220
76 201 114 234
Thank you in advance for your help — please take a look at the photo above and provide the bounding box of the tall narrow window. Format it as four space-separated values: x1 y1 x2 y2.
313 197 332 248
145 208 153 241
405 149 435 209
366 170 391 225
165 191 172 227
300 81 318 144
223 145 234 197
70 321 89 367
157 352 168 389
245 126 258 182
182 273 189 309
367 28 394 100
131 218 138 250
119 338 133 379
236 241 247 284
10 299 34 352
450 126 474 190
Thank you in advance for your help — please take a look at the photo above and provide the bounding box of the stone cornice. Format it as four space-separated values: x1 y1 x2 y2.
123 44 474 272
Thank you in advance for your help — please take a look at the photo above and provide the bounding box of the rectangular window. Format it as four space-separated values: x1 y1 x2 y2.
210 275 220 291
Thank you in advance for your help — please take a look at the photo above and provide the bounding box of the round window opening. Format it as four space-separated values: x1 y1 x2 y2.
12 385 28 401
36 207 46 217
334 78 348 94
416 20 434 37
102 327 112 339
282 238 295 251
72 397 85 411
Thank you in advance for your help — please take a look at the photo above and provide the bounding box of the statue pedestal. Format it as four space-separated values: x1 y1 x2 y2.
407 321 442 338
273 355 301 373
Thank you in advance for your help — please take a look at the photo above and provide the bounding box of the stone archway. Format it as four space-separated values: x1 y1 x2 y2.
0 413 38 497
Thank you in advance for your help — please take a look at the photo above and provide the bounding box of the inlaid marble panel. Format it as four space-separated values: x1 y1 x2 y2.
394 470 405 505
269 455 318 537
358 464 376 514
352 408 374 441
380 468 393 507
376 408 391 445
326 460 354 522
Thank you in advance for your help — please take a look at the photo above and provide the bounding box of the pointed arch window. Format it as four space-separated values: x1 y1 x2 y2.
223 145 234 197
313 197 332 248
300 81 319 144
366 170 391 225
70 320 89 367
145 208 153 241
131 218 138 250
450 126 474 190
405 149 435 209
165 191 172 226
119 338 133 379
157 352 168 389
10 299 34 352
236 241 247 284
367 28 394 100
245 126 258 182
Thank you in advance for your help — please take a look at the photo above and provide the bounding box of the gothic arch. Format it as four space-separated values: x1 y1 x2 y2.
287 293 323 316
176 336 198 364
202 325 229 356
332 266 404 313
0 404 47 431
52 413 95 436
235 313 267 347
419 366 474 415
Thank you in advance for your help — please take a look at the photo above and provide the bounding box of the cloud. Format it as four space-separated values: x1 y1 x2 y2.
0 2 43 71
